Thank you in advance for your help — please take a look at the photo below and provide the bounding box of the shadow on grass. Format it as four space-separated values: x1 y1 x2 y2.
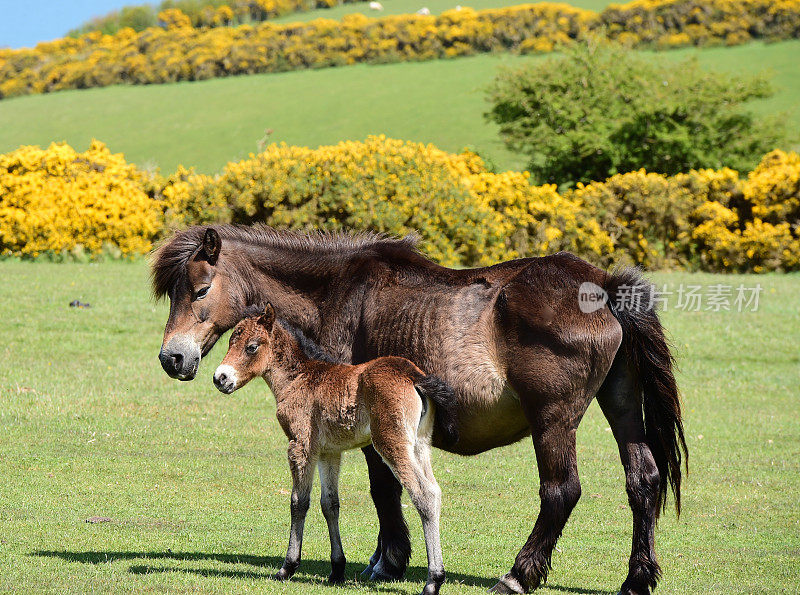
31 550 611 594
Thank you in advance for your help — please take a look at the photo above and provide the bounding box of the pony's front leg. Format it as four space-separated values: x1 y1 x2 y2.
275 440 315 581
318 452 346 583
361 445 410 581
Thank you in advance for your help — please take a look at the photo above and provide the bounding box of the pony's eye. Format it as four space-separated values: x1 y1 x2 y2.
195 286 210 300
245 343 259 355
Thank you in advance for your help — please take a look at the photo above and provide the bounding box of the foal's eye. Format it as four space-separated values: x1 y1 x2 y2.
195 286 210 300
245 343 259 355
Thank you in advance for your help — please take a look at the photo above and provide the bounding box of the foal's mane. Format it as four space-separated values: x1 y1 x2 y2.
279 319 340 364
150 224 420 300
240 305 339 364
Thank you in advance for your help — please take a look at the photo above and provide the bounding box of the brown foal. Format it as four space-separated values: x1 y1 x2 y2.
213 304 458 595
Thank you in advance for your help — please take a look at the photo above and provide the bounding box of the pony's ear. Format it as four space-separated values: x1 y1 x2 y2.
259 303 275 330
202 228 221 265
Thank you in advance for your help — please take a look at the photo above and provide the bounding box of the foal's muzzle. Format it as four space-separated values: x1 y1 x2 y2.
213 364 238 394
159 335 202 380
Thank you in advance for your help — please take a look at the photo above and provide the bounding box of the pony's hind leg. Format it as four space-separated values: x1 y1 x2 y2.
318 452 346 583
491 416 582 594
275 439 315 581
596 361 662 595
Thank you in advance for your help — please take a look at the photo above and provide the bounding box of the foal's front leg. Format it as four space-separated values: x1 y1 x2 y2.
318 452 346 583
275 439 315 581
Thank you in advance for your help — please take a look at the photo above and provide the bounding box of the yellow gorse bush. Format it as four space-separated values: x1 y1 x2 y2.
569 153 800 271
0 141 162 257
1 138 798 271
73 0 368 37
2 0 798 99
691 150 800 271
164 136 612 266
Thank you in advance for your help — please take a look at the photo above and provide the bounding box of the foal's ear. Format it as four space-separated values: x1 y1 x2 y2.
259 303 276 330
201 228 221 265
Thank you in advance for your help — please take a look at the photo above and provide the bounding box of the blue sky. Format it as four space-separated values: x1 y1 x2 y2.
1 1 139 49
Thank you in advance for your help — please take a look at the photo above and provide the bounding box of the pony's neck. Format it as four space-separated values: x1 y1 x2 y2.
260 324 312 400
229 240 347 336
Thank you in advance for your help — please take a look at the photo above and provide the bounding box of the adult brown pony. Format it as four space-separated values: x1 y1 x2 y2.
152 225 687 594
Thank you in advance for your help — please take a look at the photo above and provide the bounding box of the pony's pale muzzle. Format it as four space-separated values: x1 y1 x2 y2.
213 364 238 394
159 335 202 380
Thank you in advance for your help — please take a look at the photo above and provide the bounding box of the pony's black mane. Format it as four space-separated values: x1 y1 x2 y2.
240 305 338 364
150 224 420 300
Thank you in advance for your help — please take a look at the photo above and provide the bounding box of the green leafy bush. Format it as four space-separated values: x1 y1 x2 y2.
485 42 788 187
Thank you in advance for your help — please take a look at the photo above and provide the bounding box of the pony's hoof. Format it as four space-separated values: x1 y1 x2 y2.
420 581 443 595
368 557 404 582
370 569 398 582
369 566 403 582
617 576 655 595
273 568 292 582
328 559 346 584
489 573 526 594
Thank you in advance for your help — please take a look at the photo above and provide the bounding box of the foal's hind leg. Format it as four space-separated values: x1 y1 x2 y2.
275 440 315 581
371 391 445 595
318 452 346 583
597 361 661 595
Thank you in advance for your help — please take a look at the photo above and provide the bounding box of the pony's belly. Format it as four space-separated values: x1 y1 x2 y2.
440 385 531 455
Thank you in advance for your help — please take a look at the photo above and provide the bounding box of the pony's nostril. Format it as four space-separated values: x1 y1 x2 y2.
217 372 227 385
159 350 184 376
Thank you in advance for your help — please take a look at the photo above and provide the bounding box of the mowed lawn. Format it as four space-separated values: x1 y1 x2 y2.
0 40 798 174
0 260 797 593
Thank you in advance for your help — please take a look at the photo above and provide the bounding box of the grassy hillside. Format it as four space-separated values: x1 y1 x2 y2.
0 40 797 174
270 0 614 24
0 261 798 592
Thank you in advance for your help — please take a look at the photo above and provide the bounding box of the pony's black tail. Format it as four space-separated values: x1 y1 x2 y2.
414 375 459 447
604 268 688 517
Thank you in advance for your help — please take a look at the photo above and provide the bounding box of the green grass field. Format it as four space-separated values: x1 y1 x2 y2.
0 261 797 593
0 40 797 174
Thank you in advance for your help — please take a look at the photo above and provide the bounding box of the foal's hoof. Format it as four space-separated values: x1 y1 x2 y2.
489 573 526 594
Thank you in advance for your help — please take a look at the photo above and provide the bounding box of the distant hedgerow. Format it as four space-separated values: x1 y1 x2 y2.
67 0 368 37
2 0 800 99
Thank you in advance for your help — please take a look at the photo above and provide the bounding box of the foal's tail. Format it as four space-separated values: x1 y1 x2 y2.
604 268 688 517
414 375 459 448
